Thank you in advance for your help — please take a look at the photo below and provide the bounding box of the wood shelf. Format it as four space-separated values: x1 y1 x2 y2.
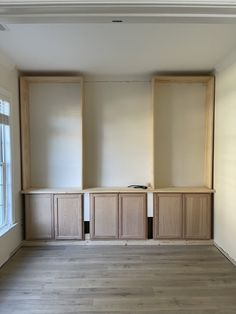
21 186 215 194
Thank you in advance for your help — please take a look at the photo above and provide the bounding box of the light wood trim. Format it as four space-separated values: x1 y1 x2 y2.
21 186 215 194
153 76 213 84
183 193 212 240
80 77 85 189
153 193 183 239
20 77 31 190
151 77 156 189
20 76 83 84
204 76 215 189
54 194 83 240
119 193 147 240
20 75 84 190
90 193 119 240
151 187 215 193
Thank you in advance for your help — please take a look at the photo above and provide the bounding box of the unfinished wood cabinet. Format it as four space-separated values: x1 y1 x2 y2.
153 76 214 189
25 194 53 240
90 194 119 239
54 194 83 240
183 194 212 239
20 76 84 190
153 194 183 239
119 193 147 239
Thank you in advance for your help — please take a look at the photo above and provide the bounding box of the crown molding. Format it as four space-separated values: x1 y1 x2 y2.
1 1 236 24
1 1 236 4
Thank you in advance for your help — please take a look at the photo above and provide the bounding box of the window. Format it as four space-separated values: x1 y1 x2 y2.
0 98 12 231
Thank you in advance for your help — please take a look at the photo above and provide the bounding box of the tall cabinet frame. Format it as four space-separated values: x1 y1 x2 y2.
20 76 84 190
152 75 214 189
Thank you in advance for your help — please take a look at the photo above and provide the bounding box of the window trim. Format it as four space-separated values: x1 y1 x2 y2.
0 86 14 234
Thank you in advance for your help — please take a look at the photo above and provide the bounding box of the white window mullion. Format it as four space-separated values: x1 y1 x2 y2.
0 98 12 232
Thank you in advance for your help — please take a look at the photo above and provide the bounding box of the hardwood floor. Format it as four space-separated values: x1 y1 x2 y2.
0 245 236 313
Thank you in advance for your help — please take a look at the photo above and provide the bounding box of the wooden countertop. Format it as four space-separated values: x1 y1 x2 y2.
22 186 215 194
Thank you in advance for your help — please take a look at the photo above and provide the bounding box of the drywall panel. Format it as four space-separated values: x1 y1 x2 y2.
154 82 206 187
84 81 152 187
0 50 22 267
214 63 236 262
29 82 82 188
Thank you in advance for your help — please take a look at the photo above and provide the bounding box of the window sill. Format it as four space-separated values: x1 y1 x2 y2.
0 223 18 238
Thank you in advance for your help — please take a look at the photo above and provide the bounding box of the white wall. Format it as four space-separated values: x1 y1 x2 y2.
29 82 82 188
0 51 22 267
84 80 152 188
214 62 236 262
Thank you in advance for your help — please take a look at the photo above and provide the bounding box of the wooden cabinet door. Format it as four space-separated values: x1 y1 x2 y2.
119 193 147 239
153 193 183 239
25 194 53 240
54 194 83 240
183 194 212 239
90 194 119 239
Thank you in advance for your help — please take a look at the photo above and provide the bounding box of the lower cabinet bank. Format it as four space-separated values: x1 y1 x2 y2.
25 193 83 240
153 193 212 240
24 191 212 241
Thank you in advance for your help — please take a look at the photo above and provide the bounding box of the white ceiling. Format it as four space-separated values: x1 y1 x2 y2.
0 23 236 76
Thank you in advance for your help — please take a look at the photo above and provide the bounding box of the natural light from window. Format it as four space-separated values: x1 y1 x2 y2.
0 98 12 232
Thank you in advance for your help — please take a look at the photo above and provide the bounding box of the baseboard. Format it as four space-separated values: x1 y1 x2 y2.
22 239 214 246
214 242 236 266
0 241 22 268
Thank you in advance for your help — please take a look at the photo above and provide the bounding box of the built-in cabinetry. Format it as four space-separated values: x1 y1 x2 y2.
90 193 119 239
153 194 183 239
20 76 83 190
25 194 53 240
152 76 214 189
183 194 211 239
54 194 83 240
20 74 215 242
90 193 147 240
25 193 83 240
153 193 212 240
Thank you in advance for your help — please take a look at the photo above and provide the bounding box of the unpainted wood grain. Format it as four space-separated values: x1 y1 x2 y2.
0 246 235 314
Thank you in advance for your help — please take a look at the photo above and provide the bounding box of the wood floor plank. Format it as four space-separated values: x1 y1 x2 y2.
0 245 235 313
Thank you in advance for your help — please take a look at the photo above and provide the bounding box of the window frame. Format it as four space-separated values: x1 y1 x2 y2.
0 87 14 233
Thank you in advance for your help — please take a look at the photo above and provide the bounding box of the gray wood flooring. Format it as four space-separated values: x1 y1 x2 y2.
0 245 236 314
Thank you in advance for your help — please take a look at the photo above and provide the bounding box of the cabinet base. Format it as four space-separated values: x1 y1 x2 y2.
22 239 213 246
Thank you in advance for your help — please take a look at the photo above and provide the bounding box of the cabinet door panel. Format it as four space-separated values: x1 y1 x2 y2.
153 194 183 239
119 193 147 239
183 194 211 239
90 194 118 239
25 194 53 240
54 194 83 240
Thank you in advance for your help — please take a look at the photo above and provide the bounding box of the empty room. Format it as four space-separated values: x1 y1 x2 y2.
0 0 236 313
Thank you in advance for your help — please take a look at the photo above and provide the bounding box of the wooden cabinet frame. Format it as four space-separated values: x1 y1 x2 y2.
183 193 212 239
54 194 83 240
20 76 84 190
25 194 54 240
152 75 214 189
153 192 212 240
153 193 183 239
119 193 147 240
90 193 147 240
90 193 119 239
